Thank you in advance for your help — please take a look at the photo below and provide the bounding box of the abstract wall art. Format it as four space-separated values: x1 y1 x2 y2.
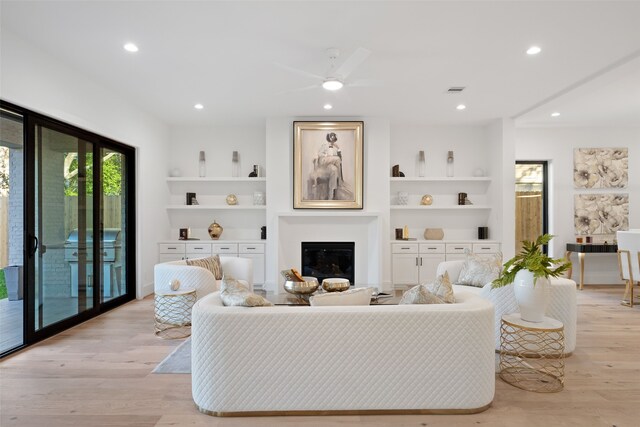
574 193 629 235
573 148 628 189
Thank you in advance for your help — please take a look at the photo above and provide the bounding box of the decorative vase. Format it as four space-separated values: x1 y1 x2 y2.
420 194 433 205
446 151 454 177
226 194 238 205
513 269 550 323
253 191 265 205
418 151 426 177
208 221 223 240
199 151 206 177
232 151 239 177
397 191 409 205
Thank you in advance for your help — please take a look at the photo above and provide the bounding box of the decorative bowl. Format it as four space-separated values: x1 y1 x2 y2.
322 278 350 292
284 276 319 295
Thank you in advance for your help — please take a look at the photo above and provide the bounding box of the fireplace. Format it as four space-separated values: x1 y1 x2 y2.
301 242 355 285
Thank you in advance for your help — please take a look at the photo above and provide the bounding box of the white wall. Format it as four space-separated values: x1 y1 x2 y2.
390 125 491 178
516 127 639 285
168 125 266 178
486 119 516 260
1 30 170 298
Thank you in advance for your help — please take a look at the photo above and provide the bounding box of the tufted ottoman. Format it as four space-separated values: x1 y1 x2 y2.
191 290 495 416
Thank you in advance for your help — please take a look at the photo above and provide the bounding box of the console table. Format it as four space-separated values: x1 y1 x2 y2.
565 243 618 290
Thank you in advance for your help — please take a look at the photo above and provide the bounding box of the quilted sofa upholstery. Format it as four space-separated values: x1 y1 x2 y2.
436 260 577 354
191 290 495 416
154 256 253 299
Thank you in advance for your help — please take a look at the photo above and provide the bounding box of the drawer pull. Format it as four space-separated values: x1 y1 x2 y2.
401 247 411 250
427 247 437 250
246 247 256 250
194 247 203 250
167 247 176 250
481 247 491 250
454 247 464 250
220 247 230 250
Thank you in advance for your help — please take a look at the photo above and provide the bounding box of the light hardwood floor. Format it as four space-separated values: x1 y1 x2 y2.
1 286 638 427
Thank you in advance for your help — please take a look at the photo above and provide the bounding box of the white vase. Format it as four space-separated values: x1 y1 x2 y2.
513 269 550 323
397 191 409 205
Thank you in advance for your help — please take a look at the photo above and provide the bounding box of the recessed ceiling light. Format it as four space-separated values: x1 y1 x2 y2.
551 112 560 117
322 79 344 91
526 46 541 55
194 103 204 110
123 42 139 53
456 104 466 110
323 104 333 110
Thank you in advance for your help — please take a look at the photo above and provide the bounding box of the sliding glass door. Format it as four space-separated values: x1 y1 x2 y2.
0 107 25 354
0 100 135 356
33 124 95 330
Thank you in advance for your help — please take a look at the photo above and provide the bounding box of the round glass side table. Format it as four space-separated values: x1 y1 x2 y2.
154 288 197 339
499 313 565 393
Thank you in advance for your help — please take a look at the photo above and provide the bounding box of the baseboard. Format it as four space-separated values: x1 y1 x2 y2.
139 282 154 300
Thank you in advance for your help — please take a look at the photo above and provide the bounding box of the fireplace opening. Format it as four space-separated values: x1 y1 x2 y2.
301 242 355 285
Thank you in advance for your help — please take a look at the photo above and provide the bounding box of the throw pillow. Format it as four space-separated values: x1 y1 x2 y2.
457 251 502 288
426 271 455 303
399 284 443 304
309 287 373 306
186 255 222 280
220 274 272 307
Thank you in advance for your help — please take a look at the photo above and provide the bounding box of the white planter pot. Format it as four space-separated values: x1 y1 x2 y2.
513 269 550 323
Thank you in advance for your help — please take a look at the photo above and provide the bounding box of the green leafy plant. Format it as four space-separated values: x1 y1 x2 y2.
492 234 571 288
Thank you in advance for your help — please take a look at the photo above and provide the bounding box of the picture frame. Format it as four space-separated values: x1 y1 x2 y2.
293 121 363 209
179 228 189 240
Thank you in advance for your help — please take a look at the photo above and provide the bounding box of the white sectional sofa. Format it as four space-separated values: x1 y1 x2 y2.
436 260 577 354
191 290 495 416
154 256 253 299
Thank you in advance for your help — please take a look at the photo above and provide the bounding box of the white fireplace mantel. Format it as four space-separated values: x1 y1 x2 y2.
272 211 385 293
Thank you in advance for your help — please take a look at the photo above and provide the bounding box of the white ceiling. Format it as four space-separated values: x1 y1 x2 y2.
2 1 640 127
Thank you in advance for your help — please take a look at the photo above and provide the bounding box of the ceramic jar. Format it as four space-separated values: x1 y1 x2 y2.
208 221 223 240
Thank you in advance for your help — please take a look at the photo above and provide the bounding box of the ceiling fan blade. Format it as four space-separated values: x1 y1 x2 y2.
276 84 319 95
272 62 325 81
348 78 383 88
335 47 371 79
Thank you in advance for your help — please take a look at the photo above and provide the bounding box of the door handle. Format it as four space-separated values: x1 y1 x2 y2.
30 235 39 256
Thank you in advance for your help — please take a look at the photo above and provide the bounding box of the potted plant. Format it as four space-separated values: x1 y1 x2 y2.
492 234 571 322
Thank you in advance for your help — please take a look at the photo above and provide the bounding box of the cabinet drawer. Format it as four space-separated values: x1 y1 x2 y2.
239 243 265 254
446 243 472 254
212 243 238 254
392 243 418 254
159 243 185 254
419 243 445 254
472 243 500 254
185 243 211 255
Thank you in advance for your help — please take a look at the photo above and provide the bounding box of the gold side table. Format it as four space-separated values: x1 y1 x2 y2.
154 288 197 339
499 313 565 393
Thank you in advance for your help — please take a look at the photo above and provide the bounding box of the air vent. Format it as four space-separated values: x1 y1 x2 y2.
447 87 466 93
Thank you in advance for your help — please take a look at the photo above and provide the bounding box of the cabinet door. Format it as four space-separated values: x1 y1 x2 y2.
419 254 446 284
240 253 265 285
392 254 419 286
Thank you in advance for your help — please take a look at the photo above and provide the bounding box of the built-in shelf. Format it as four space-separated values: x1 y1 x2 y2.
390 205 491 210
166 205 266 210
390 177 490 183
167 177 266 182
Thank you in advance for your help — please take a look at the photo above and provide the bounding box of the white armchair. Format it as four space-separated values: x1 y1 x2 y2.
436 260 577 354
617 230 640 307
154 256 253 299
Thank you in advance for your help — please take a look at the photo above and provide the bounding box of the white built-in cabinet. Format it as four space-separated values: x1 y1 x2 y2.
158 241 265 286
391 241 501 287
162 177 267 286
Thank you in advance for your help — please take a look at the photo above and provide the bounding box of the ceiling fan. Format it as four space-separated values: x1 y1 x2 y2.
276 47 375 93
